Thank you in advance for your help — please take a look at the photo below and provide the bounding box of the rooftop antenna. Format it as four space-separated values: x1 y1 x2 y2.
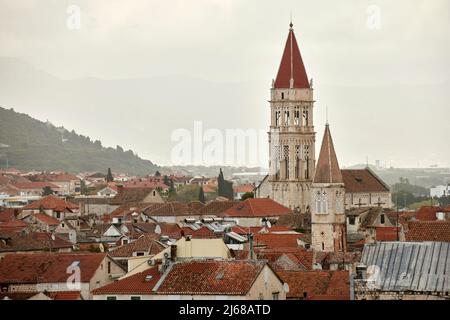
326 106 329 125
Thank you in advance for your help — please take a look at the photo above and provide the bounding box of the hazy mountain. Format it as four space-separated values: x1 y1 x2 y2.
0 57 449 169
0 106 158 175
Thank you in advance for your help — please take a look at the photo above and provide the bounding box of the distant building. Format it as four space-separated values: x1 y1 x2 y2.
430 185 450 198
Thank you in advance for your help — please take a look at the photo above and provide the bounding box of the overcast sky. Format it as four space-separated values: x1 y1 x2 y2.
1 0 449 168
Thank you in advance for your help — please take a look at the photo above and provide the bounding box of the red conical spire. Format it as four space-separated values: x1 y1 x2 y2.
313 124 343 184
274 23 310 89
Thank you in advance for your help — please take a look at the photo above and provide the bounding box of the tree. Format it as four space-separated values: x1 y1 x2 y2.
106 168 114 182
217 168 233 200
163 175 170 186
42 186 54 196
168 180 176 199
155 170 161 177
198 186 206 204
80 180 88 195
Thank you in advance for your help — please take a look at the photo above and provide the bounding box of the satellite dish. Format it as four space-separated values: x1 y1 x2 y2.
283 283 290 293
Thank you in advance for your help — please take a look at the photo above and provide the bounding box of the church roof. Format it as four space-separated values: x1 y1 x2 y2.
313 124 343 184
274 23 310 89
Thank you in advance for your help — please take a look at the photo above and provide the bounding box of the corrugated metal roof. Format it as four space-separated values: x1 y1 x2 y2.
361 241 450 293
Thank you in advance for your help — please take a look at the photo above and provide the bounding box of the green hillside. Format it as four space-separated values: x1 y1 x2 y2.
0 107 158 175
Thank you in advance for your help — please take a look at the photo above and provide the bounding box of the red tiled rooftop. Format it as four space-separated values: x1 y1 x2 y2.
34 213 60 226
341 169 389 193
181 226 216 239
155 260 267 295
23 195 78 211
13 182 60 190
415 206 449 221
93 267 161 295
253 233 302 249
276 270 350 300
221 198 292 218
405 220 450 242
0 253 107 284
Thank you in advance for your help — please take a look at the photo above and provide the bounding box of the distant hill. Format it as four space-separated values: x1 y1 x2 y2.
0 107 158 175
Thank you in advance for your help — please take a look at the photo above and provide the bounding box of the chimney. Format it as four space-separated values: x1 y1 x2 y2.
170 245 177 262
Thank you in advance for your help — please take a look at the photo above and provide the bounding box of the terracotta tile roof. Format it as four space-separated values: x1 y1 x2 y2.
274 24 310 89
109 234 166 258
0 184 19 196
123 181 169 189
155 260 267 295
234 184 254 194
202 184 217 194
276 270 350 300
132 222 181 237
341 168 389 193
415 206 449 221
0 219 29 231
46 173 79 182
197 200 239 215
34 213 60 226
313 124 343 184
144 202 199 217
253 233 302 249
221 198 292 218
181 226 216 239
256 247 314 270
110 188 160 205
23 195 79 211
405 220 450 242
0 208 20 223
0 253 107 283
45 291 82 300
0 230 73 252
13 182 60 190
92 267 161 295
186 201 205 210
376 226 400 241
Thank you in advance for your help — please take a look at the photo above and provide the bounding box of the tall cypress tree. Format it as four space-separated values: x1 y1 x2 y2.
218 168 233 200
198 186 206 204
106 168 113 182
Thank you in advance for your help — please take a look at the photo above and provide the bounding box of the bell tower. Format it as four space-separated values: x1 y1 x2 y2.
267 22 316 212
310 124 346 253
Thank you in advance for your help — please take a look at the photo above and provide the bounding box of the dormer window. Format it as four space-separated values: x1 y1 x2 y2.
380 214 385 224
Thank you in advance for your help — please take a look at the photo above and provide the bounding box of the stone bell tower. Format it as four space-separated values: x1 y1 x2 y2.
267 22 316 212
310 124 346 253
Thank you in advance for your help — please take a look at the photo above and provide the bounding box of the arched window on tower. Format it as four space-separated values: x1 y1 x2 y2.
281 92 285 100
284 110 290 126
294 107 300 126
283 145 289 179
302 108 309 126
295 145 301 179
275 111 281 126
304 145 310 180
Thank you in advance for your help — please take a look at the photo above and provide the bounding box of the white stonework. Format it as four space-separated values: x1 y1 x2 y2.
311 183 346 252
